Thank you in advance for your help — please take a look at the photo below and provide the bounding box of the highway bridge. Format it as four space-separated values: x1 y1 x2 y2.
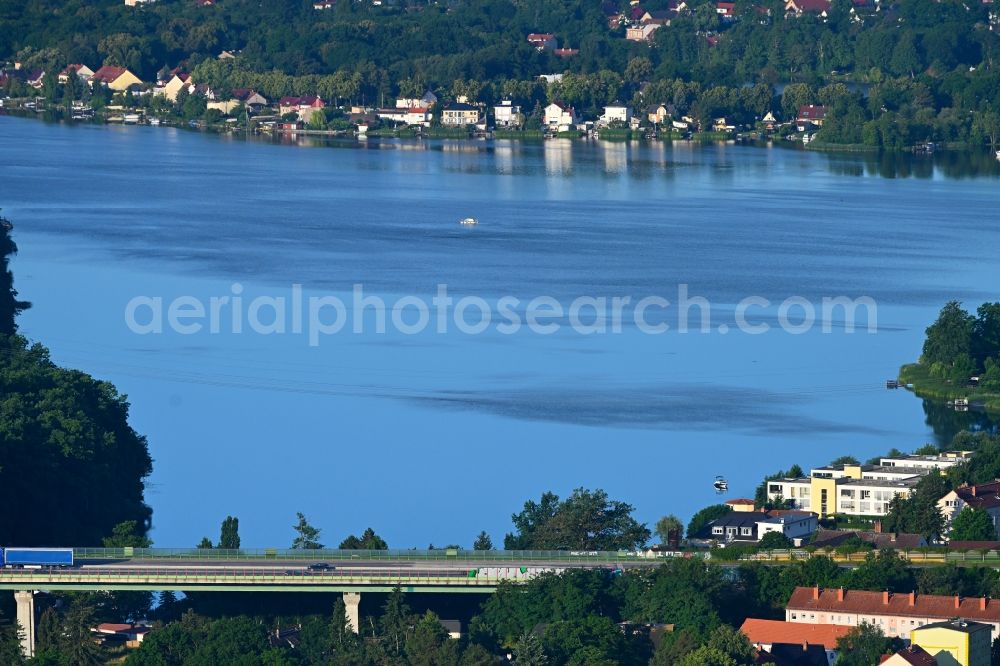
7 546 1000 657
1 547 682 658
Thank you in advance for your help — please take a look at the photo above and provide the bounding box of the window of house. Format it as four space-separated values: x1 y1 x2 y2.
741 527 752 536
713 527 723 535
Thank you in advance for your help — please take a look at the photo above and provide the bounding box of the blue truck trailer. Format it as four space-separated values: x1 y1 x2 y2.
1 548 74 568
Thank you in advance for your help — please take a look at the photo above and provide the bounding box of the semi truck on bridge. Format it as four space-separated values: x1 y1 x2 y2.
0 548 74 568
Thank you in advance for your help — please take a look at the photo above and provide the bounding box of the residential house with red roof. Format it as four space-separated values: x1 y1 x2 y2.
797 105 826 128
741 618 850 665
232 89 268 109
784 0 831 15
91 66 142 91
25 69 45 89
786 587 1000 640
527 33 558 51
92 623 151 648
58 65 94 84
938 480 1000 538
279 96 326 122
726 498 758 512
543 102 578 131
155 72 191 102
716 1 736 19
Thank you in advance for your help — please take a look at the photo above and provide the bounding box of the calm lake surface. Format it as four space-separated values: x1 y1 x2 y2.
2 115 999 548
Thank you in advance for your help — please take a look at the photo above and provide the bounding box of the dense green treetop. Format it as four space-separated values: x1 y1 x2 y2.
834 623 896 666
686 504 732 538
219 515 241 549
339 527 387 550
949 506 998 542
0 331 153 545
504 488 651 550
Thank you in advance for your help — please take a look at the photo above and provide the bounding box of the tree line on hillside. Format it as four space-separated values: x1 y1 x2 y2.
4 0 1000 148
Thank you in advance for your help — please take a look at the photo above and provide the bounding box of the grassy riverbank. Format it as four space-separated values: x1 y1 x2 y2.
899 362 1000 413
805 140 879 153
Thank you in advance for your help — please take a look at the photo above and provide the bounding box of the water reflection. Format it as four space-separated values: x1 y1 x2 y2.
600 140 628 175
823 149 1000 180
921 399 1000 446
543 139 574 176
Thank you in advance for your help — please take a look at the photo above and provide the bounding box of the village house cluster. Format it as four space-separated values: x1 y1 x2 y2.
687 449 1000 666
2 56 833 138
690 451 1000 550
741 608 994 666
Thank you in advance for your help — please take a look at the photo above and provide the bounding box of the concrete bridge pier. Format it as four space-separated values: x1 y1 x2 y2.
14 591 35 658
343 592 361 634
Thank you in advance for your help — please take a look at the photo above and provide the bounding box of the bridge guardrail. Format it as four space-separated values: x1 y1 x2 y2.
60 547 1000 565
70 548 697 562
0 566 547 587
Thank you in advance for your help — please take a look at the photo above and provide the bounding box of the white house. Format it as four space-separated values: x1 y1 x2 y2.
756 510 818 544
395 90 438 109
403 107 432 126
494 100 522 127
600 103 633 127
938 479 1000 538
544 102 577 131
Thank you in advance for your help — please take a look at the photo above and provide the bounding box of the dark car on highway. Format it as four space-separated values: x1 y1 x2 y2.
307 562 335 572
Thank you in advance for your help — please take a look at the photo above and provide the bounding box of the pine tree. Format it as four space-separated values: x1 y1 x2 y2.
473 531 494 551
380 587 411 657
60 603 104 666
512 632 547 665
35 606 61 654
292 512 324 549
0 612 24 665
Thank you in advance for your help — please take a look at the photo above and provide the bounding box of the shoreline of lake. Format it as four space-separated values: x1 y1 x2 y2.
7 106 1000 168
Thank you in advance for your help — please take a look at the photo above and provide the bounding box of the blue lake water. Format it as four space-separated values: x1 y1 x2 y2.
2 116 999 548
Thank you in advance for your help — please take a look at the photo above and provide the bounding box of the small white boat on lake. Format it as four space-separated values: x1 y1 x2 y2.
459 217 478 226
